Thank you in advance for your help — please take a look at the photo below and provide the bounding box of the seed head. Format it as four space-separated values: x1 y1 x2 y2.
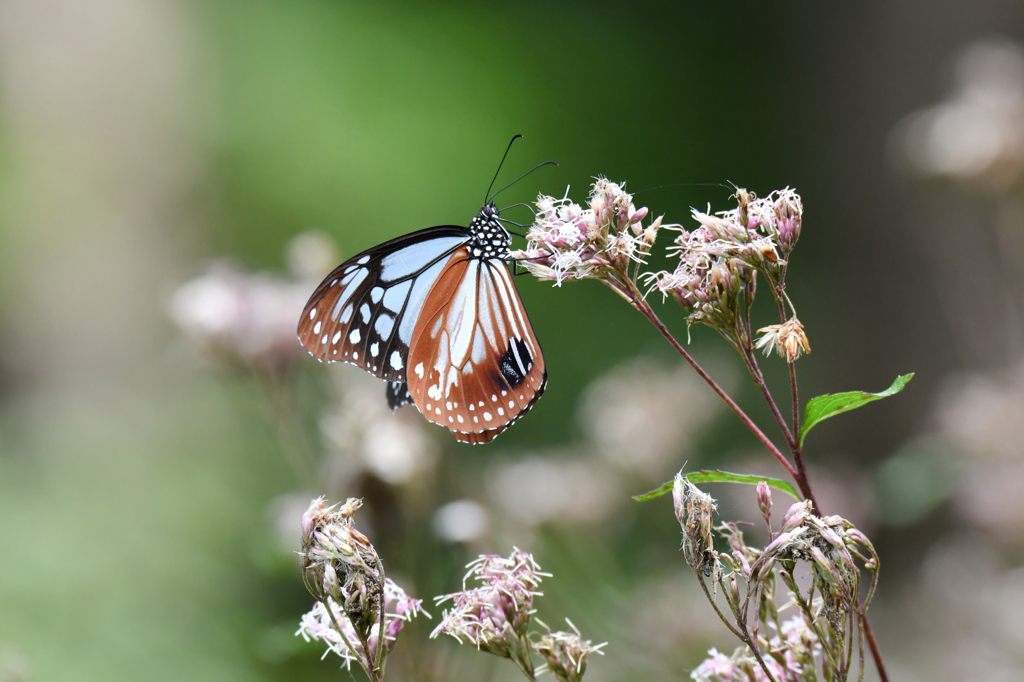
673 473 719 577
755 317 811 363
299 497 383 636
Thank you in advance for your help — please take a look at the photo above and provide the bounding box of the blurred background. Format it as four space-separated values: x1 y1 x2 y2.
1 1 1022 680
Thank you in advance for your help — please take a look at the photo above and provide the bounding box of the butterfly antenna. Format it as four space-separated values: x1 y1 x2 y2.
484 134 523 206
498 202 538 218
488 160 558 203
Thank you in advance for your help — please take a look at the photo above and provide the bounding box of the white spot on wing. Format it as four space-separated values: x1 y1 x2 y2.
309 308 316 320
375 313 395 339
370 287 384 303
414 362 424 378
382 279 412 313
332 331 341 344
360 303 371 323
350 329 361 344
390 351 403 370
483 412 492 420
370 342 379 357
340 303 354 323
313 321 321 334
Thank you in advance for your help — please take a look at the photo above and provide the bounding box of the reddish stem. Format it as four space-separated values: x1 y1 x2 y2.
862 614 890 682
622 284 797 480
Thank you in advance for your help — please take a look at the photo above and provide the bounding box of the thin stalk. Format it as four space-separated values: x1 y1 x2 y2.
323 599 377 682
740 347 820 513
616 277 798 480
509 648 538 682
857 615 866 682
741 345 796 447
697 574 746 640
789 362 800 440
861 616 889 682
373 568 388 676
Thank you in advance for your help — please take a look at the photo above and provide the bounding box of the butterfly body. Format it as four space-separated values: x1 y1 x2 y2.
298 203 546 444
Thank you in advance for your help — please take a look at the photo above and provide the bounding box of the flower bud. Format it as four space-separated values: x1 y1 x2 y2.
756 480 773 531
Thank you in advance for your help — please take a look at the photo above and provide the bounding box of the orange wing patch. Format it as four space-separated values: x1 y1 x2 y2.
407 253 546 443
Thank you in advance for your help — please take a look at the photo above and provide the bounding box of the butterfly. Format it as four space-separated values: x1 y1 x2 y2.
297 142 549 444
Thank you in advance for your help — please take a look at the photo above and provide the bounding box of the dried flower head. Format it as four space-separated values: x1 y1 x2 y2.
300 497 383 635
760 501 878 635
296 578 429 669
532 619 607 682
431 548 549 664
513 178 665 287
673 473 719 577
755 317 811 363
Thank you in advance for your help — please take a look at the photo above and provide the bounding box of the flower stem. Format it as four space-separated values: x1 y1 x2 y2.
620 281 798 480
789 361 800 439
696 574 745 640
861 615 889 682
740 345 796 448
323 598 377 682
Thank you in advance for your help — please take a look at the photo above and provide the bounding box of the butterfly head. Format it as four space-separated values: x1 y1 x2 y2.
468 203 511 260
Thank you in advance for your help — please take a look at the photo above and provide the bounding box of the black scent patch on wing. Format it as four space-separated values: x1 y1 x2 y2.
386 381 414 411
498 337 532 388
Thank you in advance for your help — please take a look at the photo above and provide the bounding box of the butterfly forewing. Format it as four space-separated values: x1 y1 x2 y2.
298 227 471 379
406 252 546 443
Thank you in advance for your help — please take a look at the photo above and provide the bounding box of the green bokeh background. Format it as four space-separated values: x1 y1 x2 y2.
1 1 1021 680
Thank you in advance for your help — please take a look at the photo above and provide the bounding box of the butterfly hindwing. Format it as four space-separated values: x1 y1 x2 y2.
298 226 471 380
406 252 547 443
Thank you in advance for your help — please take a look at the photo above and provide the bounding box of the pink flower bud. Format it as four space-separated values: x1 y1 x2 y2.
757 481 773 538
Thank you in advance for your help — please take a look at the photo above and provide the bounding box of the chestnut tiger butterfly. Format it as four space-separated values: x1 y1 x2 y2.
297 138 551 444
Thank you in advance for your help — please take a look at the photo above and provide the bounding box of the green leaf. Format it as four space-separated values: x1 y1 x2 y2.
633 480 674 502
800 373 914 446
633 470 802 502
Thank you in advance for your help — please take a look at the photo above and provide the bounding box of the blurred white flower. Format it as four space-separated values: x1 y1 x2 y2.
935 362 1024 540
169 231 337 369
893 38 1024 191
268 490 317 553
286 231 339 281
578 357 725 477
320 368 437 488
432 500 490 543
486 455 617 526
